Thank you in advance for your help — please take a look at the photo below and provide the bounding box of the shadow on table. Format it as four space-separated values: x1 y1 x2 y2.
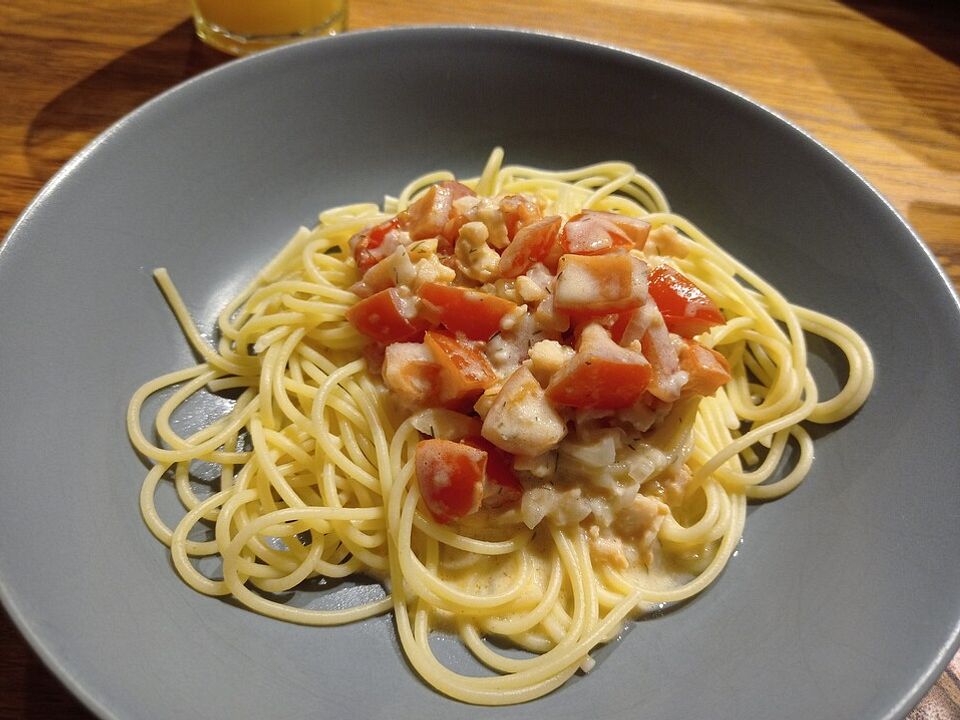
840 0 960 66
1 605 97 719
26 20 230 182
793 1 960 173
836 3 960 276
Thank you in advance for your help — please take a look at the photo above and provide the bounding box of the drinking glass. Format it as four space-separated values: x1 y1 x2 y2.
191 0 347 56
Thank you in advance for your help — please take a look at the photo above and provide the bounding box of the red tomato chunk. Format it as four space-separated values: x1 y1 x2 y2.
415 439 485 523
560 210 650 255
345 288 425 344
554 253 647 315
382 343 443 406
678 338 732 398
499 194 542 241
423 331 497 405
418 282 518 341
352 217 403 273
647 265 724 337
406 181 476 248
462 436 523 509
546 324 652 409
498 215 563 278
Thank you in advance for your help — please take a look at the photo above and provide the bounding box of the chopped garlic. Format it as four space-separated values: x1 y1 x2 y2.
455 221 500 282
526 339 575 386
500 304 528 332
516 274 548 303
411 254 455 289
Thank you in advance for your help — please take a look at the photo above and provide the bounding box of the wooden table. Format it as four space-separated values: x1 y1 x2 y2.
1 1 958 718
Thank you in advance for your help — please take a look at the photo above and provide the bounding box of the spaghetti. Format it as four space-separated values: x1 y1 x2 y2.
127 148 873 704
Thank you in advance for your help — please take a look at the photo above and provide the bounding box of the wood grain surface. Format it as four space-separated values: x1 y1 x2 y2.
1 1 958 718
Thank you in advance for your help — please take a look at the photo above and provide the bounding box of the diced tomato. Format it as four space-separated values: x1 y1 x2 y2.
352 217 402 273
546 324 651 409
553 253 647 314
611 298 661 346
560 211 651 255
346 288 425 344
463 436 523 509
647 265 724 338
678 339 732 398
441 181 478 242
497 215 563 278
609 309 634 344
352 251 404 298
641 324 683 402
605 297 685 402
382 343 443 406
406 181 476 249
446 181 476 201
499 194 542 240
415 439 485 523
423 330 497 405
547 351 652 410
418 282 518 341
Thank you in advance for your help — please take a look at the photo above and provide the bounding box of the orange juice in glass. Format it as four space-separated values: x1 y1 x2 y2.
191 0 347 56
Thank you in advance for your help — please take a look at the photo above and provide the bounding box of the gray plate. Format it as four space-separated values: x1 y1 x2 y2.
1 26 958 720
